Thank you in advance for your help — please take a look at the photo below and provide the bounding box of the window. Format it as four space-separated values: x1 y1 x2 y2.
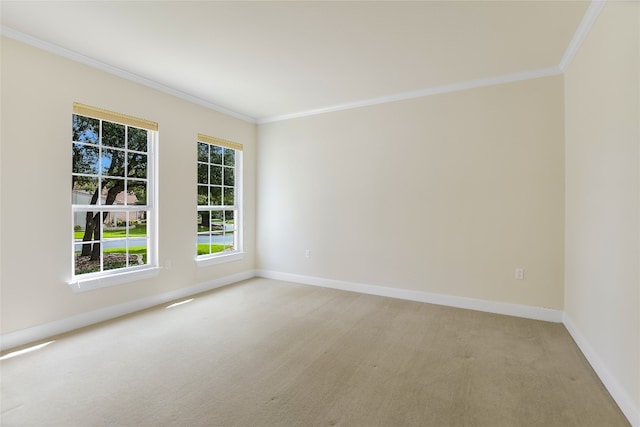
72 103 157 282
197 134 242 260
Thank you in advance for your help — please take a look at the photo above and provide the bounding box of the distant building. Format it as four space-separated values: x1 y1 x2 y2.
72 187 142 230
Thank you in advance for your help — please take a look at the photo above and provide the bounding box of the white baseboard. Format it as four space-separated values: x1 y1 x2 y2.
563 313 639 427
0 269 255 352
255 270 563 323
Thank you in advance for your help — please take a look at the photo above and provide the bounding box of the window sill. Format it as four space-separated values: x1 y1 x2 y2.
67 267 160 292
196 251 244 267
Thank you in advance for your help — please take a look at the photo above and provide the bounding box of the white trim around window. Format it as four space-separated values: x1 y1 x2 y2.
196 135 243 265
69 103 159 290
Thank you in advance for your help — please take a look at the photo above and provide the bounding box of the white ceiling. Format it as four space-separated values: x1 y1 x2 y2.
1 1 592 123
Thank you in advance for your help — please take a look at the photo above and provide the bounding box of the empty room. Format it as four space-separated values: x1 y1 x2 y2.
1 1 638 426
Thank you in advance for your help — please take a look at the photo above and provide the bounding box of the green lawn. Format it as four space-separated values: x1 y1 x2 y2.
104 246 147 255
75 224 227 257
197 243 225 255
75 245 146 257
75 224 147 239
197 223 234 233
84 244 227 256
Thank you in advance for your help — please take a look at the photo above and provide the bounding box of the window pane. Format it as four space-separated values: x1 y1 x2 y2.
72 177 98 204
224 210 235 230
103 239 127 271
211 165 222 185
223 148 235 166
128 212 148 267
129 211 148 238
223 167 234 186
75 209 102 274
103 210 127 229
224 187 234 205
211 209 227 252
211 210 223 231
198 185 209 206
103 178 125 205
128 181 147 205
198 217 210 237
210 186 222 205
73 143 99 174
74 244 101 275
102 121 125 148
73 213 94 243
197 163 208 184
102 148 125 177
72 115 99 144
223 210 235 251
210 145 223 165
197 239 211 255
197 142 209 162
128 127 148 152
131 243 147 266
211 232 225 253
83 211 102 242
127 152 147 178
225 210 236 251
197 209 211 254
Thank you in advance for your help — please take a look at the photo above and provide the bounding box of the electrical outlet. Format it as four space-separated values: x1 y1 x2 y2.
515 268 524 280
165 259 172 269
304 249 311 259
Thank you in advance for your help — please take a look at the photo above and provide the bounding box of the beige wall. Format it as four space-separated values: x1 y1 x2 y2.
564 0 640 417
0 37 256 334
3 7 638 419
257 75 565 310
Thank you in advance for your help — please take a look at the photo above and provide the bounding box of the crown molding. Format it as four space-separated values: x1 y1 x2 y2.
258 0 605 124
257 66 562 124
2 0 604 126
0 25 257 124
559 0 606 72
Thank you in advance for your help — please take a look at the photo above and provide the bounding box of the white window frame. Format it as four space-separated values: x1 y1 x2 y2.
69 103 159 291
196 134 243 266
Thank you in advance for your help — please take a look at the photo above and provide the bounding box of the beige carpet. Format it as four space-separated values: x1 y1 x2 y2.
0 278 629 426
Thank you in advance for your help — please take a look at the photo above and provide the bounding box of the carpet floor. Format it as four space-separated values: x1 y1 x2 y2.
0 278 630 426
